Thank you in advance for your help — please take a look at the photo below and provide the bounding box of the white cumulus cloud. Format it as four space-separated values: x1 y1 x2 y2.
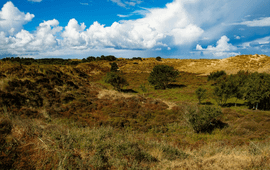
62 19 87 48
0 19 62 56
196 35 240 57
0 1 34 35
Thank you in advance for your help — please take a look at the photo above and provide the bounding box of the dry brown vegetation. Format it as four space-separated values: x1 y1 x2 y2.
1 55 270 169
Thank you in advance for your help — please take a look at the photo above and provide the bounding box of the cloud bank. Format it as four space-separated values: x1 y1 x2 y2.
0 0 206 57
0 0 268 58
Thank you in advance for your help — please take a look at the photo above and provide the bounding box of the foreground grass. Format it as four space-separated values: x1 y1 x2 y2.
1 111 270 169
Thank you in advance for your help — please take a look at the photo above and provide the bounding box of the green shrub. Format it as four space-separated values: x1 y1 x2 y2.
110 62 118 72
186 105 222 133
156 56 162 61
104 72 129 91
195 87 207 104
148 65 179 89
208 70 226 81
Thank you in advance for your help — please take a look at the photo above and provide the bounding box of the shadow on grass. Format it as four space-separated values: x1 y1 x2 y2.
207 120 229 134
120 89 138 93
223 103 247 107
201 102 214 105
167 84 186 89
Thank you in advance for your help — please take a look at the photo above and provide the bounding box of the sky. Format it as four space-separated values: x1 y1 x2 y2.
0 0 270 59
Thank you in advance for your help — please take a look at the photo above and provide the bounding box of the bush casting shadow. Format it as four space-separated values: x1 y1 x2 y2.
223 103 247 107
120 89 138 93
201 102 214 105
207 120 229 134
167 84 186 89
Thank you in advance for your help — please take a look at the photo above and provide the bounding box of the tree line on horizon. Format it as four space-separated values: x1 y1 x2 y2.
0 55 118 65
0 56 164 65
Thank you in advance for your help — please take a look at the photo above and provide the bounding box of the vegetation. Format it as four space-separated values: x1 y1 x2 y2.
110 62 119 72
104 72 129 91
148 65 179 89
195 87 207 104
156 56 162 61
1 55 117 65
1 55 270 169
186 105 223 133
208 70 227 81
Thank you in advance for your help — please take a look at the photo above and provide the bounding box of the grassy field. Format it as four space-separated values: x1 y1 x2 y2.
1 57 270 169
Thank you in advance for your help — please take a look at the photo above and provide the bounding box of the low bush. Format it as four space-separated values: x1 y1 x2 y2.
186 105 223 133
104 72 129 91
195 87 207 104
208 70 226 81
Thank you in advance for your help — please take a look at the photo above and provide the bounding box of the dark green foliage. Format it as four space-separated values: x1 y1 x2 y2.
211 70 270 110
212 75 233 106
243 72 270 110
110 62 119 72
132 57 143 61
84 55 117 62
148 65 179 89
228 71 249 106
187 105 222 133
1 55 117 65
208 70 226 81
86 56 96 62
195 87 207 104
104 72 129 91
156 56 162 61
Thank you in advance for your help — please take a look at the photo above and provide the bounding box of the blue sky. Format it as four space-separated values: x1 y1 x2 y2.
0 0 270 59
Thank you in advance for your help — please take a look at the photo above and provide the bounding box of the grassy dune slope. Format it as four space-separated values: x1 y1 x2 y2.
1 55 270 169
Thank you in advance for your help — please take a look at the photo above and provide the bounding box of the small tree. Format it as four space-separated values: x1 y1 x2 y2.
195 87 207 104
156 56 162 61
148 65 179 89
140 84 147 96
110 62 119 72
212 76 233 106
104 72 128 91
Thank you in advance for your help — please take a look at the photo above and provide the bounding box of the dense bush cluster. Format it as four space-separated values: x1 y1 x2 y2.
210 70 270 110
82 55 117 62
1 57 79 65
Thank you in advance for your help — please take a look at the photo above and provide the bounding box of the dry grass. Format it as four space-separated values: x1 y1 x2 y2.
97 89 135 100
117 54 270 76
2 55 270 169
157 141 270 170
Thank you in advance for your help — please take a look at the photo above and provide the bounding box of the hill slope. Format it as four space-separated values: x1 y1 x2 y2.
117 54 270 76
1 55 270 169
